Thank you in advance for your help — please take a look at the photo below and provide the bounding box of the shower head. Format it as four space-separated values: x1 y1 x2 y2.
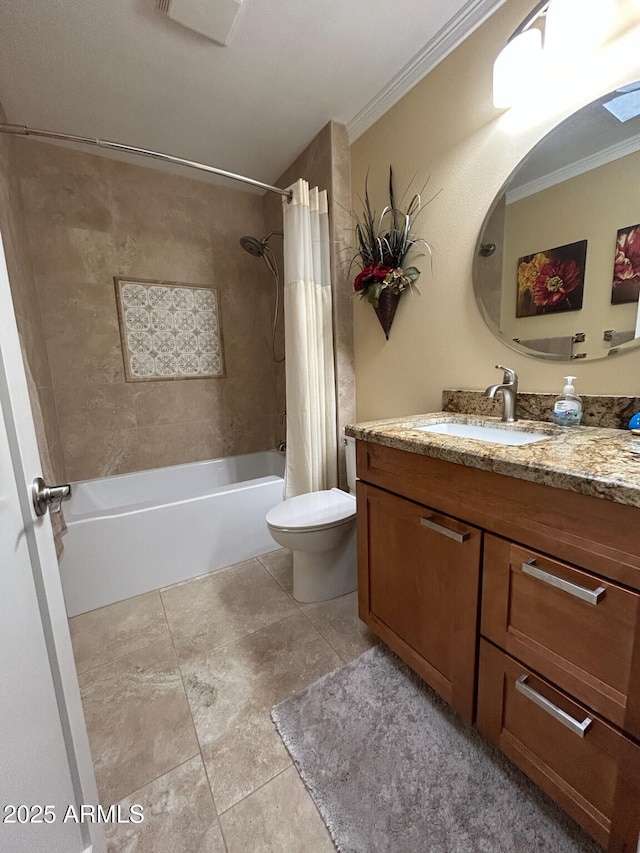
239 231 282 257
240 235 267 257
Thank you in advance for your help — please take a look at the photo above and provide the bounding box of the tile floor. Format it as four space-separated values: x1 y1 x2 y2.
69 548 378 852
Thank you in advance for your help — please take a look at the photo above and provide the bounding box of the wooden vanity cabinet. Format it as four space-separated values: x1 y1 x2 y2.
357 481 481 723
481 534 640 737
355 438 640 852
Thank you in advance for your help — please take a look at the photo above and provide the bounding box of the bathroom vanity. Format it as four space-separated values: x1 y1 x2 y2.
347 414 640 852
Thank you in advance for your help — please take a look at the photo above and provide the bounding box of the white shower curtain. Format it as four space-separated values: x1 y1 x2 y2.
282 179 337 498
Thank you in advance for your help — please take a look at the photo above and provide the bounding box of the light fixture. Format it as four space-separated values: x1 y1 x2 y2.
493 28 543 110
493 0 619 110
492 0 547 109
544 0 617 58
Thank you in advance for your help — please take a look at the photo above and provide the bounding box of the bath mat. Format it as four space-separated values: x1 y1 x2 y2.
271 645 602 853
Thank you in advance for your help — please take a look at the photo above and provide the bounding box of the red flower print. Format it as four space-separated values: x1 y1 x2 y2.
614 226 640 284
532 258 581 307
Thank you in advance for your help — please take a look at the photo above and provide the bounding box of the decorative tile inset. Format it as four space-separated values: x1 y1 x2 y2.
115 278 225 382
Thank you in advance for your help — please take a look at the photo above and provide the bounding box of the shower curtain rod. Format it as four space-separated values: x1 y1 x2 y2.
0 123 293 200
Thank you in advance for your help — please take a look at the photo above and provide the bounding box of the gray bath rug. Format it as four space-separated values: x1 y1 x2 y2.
271 645 603 853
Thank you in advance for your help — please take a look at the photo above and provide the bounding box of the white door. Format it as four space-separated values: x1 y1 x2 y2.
0 237 105 853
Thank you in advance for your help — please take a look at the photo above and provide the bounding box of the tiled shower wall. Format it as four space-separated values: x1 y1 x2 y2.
14 140 282 481
0 103 66 482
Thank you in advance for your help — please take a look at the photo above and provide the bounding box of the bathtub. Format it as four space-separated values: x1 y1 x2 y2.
59 451 285 616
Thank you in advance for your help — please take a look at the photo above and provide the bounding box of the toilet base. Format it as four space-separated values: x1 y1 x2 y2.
292 527 357 603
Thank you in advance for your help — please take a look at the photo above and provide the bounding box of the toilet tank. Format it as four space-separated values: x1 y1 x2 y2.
344 434 357 494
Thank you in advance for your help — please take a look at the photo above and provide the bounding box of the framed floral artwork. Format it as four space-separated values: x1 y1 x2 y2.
114 278 225 382
611 224 640 304
516 240 587 318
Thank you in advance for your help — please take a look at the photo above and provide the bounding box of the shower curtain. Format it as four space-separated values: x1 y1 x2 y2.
282 179 337 498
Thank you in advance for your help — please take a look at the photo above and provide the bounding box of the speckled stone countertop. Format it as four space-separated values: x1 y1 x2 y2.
345 413 640 509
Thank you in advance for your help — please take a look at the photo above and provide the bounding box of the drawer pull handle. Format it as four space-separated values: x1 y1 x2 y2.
420 515 470 543
521 559 606 605
515 675 592 738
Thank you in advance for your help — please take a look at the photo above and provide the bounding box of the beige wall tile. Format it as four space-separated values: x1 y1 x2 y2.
0 107 65 481
29 224 117 287
132 379 224 428
221 413 276 455
55 383 138 435
46 331 125 387
111 184 210 249
37 281 119 338
15 314 52 390
17 138 106 179
37 385 65 466
62 427 129 481
115 233 213 283
105 157 216 203
20 168 112 232
15 139 282 480
47 441 67 485
98 419 242 477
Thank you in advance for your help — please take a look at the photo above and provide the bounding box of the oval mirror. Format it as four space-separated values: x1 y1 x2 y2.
474 83 640 361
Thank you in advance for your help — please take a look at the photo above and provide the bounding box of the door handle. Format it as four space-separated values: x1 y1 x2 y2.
515 675 592 738
420 515 470 543
521 558 605 605
32 477 71 517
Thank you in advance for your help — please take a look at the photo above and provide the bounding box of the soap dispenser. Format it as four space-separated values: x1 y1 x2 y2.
553 376 582 427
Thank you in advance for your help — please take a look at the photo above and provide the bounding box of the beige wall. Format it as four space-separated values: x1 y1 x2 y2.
350 0 640 421
15 139 281 481
501 150 640 357
0 105 66 482
264 121 354 488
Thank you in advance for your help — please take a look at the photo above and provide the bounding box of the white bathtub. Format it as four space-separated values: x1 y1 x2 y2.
59 451 285 616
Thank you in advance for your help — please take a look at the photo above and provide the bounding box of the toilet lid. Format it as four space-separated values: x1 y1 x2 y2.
266 488 356 532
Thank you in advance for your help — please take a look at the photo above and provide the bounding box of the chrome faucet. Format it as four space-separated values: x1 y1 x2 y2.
484 365 518 423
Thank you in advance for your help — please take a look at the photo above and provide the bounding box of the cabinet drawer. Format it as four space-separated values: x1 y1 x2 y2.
477 640 640 849
481 535 640 736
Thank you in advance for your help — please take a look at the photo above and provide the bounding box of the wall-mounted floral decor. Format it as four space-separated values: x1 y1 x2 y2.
516 240 587 318
351 166 433 339
611 224 640 304
114 278 225 382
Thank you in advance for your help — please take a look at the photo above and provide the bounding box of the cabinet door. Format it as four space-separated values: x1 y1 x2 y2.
357 481 481 722
481 534 640 736
477 639 640 851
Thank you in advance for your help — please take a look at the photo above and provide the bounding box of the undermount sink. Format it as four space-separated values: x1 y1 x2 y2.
415 421 552 446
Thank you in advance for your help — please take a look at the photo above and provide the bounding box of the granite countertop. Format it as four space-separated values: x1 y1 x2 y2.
345 412 640 509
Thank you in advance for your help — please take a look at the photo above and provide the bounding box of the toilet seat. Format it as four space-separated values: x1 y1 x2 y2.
266 488 356 533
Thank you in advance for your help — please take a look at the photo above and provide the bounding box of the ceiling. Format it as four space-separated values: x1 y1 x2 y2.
0 0 504 188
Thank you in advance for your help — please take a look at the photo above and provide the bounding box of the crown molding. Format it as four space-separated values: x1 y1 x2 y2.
346 0 506 143
506 131 640 204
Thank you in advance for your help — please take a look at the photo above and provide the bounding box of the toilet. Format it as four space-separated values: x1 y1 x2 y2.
266 435 357 603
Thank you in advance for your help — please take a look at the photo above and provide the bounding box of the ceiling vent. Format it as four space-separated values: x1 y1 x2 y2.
157 0 245 46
